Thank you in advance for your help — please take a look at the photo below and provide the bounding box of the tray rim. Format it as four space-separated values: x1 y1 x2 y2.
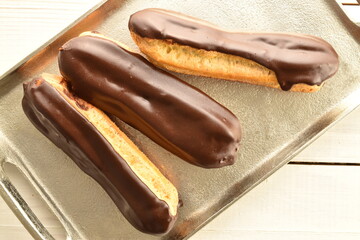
335 0 360 26
0 1 108 81
0 0 360 239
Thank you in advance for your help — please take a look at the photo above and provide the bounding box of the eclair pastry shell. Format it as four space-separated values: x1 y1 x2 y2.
128 8 339 92
58 32 242 168
130 32 321 92
22 73 178 234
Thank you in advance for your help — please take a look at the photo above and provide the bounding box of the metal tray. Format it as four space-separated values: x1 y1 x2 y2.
0 0 359 239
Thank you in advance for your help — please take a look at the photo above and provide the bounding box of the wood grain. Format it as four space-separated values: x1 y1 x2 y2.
293 107 360 164
1 164 360 240
192 165 360 240
0 0 100 77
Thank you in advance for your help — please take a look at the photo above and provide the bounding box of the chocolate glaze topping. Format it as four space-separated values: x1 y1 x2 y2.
58 35 241 168
129 8 339 90
22 78 175 234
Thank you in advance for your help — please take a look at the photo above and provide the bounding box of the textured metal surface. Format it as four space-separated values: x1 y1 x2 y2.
0 0 359 239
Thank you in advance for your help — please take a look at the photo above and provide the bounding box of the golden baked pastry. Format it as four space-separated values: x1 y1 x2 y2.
129 8 339 92
22 73 178 234
58 32 241 169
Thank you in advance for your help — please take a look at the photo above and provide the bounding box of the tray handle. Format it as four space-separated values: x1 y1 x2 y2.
0 165 55 240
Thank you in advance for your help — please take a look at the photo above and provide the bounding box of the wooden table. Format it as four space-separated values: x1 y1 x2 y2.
1 1 359 239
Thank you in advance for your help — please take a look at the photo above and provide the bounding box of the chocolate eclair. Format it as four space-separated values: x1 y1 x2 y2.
22 73 178 234
129 8 339 92
58 32 241 168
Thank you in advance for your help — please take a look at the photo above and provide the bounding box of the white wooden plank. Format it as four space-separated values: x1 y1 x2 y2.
0 0 101 77
0 225 33 240
193 231 360 240
1 164 360 240
337 0 360 26
191 165 360 239
342 5 360 22
293 106 360 163
339 0 358 4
